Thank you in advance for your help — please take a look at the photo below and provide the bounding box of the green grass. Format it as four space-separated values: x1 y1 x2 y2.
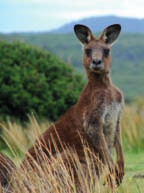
120 151 144 193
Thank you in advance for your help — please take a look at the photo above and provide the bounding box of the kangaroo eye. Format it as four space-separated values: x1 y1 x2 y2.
103 48 110 57
85 48 92 57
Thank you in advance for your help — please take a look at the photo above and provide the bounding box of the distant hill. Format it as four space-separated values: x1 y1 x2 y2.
51 16 144 34
0 21 144 101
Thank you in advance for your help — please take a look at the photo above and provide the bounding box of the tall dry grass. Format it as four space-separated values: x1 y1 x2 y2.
4 146 111 193
0 116 115 193
122 99 144 151
0 100 144 193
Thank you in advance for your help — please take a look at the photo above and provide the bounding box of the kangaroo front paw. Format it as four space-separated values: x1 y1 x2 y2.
115 161 124 186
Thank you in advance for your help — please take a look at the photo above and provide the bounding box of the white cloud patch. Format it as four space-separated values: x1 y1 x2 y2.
1 0 144 32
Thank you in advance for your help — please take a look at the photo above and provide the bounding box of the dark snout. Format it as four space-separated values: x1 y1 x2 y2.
91 59 103 71
92 59 102 66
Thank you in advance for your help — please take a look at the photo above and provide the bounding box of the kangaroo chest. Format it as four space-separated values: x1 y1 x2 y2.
102 102 121 150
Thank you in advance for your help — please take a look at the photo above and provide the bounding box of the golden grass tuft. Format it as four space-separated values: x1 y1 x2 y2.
122 101 144 151
0 101 144 193
0 117 117 193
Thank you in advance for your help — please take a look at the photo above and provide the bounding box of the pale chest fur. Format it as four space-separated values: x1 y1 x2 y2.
102 102 122 151
83 100 122 152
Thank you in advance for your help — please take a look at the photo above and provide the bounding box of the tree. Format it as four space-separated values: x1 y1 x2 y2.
0 41 84 122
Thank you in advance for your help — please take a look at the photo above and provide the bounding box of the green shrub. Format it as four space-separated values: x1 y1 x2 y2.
0 41 84 122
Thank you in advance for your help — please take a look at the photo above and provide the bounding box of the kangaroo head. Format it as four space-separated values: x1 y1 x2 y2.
74 24 121 74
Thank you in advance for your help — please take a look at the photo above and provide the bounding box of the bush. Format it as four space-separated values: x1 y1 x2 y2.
0 41 84 122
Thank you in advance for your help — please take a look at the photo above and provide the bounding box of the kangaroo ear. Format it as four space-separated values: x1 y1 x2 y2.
74 24 94 45
100 24 121 46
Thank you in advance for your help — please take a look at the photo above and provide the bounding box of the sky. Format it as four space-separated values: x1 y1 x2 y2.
1 0 144 33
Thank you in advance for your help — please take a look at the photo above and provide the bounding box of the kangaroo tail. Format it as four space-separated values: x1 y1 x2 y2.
0 153 16 191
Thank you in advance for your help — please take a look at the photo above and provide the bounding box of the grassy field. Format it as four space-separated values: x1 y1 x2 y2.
121 151 144 193
0 102 144 193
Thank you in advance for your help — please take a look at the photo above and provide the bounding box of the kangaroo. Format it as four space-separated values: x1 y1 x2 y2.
0 24 124 191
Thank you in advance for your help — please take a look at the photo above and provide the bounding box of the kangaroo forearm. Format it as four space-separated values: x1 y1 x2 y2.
114 128 124 162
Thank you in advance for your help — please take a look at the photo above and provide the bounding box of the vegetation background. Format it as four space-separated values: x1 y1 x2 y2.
1 31 144 102
0 41 84 122
0 17 144 192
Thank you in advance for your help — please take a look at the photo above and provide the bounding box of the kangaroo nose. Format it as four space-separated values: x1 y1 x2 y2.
92 59 102 65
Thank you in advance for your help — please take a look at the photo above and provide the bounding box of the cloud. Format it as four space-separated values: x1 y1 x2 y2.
1 0 144 32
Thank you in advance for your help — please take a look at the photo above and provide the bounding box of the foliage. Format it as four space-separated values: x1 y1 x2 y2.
0 41 84 122
1 32 144 101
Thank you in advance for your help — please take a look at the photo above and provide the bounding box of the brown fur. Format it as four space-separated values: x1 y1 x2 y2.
0 24 124 190
0 153 16 192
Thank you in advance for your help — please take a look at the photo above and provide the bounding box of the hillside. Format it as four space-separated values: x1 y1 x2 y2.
0 20 144 101
51 16 144 34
